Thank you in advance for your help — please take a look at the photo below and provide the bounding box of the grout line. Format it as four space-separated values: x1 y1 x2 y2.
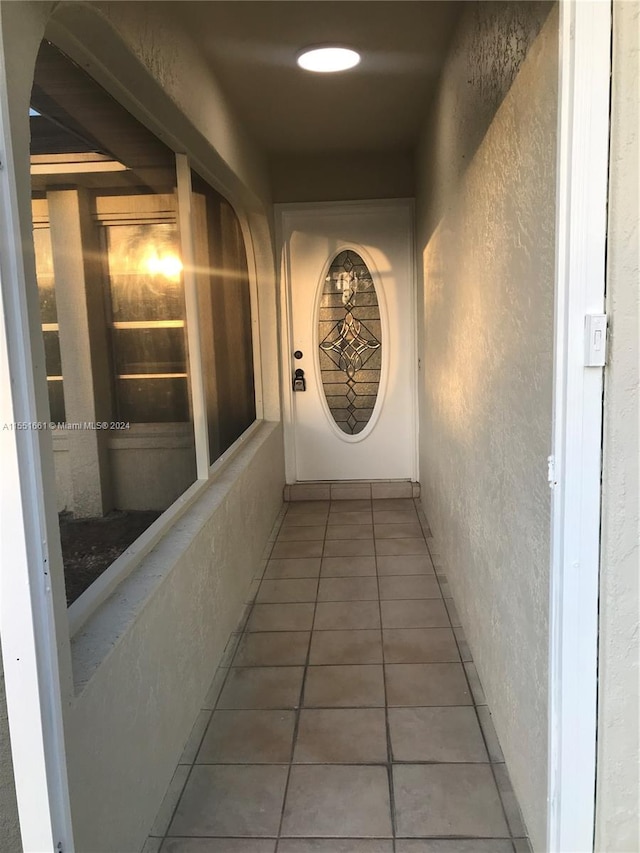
372 498 398 850
156 505 291 849
274 501 321 843
420 507 520 844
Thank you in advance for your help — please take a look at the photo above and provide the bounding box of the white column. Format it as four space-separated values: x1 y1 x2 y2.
48 187 113 518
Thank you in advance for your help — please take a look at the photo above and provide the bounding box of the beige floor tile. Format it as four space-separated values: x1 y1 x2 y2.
256 579 318 604
371 483 413 499
304 664 385 707
168 764 288 837
286 501 330 512
150 765 190 836
372 509 418 524
326 523 374 540
277 525 326 542
327 510 373 525
383 628 460 663
453 625 473 661
321 556 377 577
282 512 329 527
444 597 462 627
327 499 374 511
324 539 375 557
142 838 162 853
395 841 512 853
393 763 509 837
493 763 528 837
197 710 295 763
374 522 423 539
278 841 392 853
476 705 505 762
378 575 441 600
271 541 324 559
331 484 372 500
389 707 488 762
218 667 304 709
294 708 387 763
179 710 212 764
162 840 276 853
376 555 435 575
381 599 450 629
290 484 331 501
464 661 487 705
314 600 381 630
247 603 315 632
376 538 428 556
233 632 310 667
202 668 228 710
309 629 383 665
372 498 416 510
317 576 379 601
385 663 472 706
282 765 392 837
264 558 321 579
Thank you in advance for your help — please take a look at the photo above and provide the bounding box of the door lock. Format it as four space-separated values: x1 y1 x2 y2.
292 368 306 392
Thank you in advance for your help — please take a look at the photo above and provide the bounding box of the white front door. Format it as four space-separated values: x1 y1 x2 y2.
279 201 416 482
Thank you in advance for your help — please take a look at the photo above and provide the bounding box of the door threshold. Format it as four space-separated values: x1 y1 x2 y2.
284 480 420 501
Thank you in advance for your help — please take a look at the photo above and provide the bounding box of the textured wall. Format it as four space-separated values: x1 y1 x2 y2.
415 4 557 851
595 2 640 850
67 423 284 853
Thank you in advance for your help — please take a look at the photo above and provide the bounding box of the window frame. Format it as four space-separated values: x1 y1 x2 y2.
65 152 263 634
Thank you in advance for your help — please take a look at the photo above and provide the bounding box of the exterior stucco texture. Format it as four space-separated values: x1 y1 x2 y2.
595 2 640 850
67 423 285 852
415 4 557 852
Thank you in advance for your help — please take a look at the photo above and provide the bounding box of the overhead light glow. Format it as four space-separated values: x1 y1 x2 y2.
297 46 360 73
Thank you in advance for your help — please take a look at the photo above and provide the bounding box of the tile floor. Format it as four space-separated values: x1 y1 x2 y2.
144 497 532 853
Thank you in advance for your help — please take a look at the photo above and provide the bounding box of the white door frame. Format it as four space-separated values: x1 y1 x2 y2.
548 1 611 850
276 199 418 484
0 22 75 853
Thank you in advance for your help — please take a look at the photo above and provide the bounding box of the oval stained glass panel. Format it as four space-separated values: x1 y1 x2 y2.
318 250 382 435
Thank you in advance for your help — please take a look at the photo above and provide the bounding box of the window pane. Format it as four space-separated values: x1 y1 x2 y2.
30 40 197 606
32 223 66 422
116 377 189 423
113 328 187 376
107 223 184 322
43 329 63 376
191 172 256 464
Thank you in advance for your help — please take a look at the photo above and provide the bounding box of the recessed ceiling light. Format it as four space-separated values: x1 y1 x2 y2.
297 46 361 73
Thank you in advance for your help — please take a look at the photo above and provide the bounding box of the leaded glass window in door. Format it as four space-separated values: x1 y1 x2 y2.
318 250 382 435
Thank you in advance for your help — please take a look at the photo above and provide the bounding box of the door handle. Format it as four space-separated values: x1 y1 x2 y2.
292 368 306 392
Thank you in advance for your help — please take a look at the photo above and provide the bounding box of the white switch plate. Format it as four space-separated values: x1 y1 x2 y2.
584 314 608 366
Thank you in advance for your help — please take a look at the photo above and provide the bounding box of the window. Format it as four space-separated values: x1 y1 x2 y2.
32 222 66 423
29 41 258 618
191 173 256 463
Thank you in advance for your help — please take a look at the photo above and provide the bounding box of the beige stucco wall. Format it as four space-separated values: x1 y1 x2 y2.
415 4 557 851
595 2 640 850
0 1 284 850
67 422 284 852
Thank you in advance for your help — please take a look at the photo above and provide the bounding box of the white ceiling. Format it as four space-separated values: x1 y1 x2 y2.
168 1 463 155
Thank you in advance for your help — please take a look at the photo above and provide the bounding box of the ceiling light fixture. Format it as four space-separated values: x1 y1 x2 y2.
296 46 361 73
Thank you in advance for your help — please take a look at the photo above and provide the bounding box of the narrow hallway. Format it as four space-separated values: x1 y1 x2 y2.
145 492 530 852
